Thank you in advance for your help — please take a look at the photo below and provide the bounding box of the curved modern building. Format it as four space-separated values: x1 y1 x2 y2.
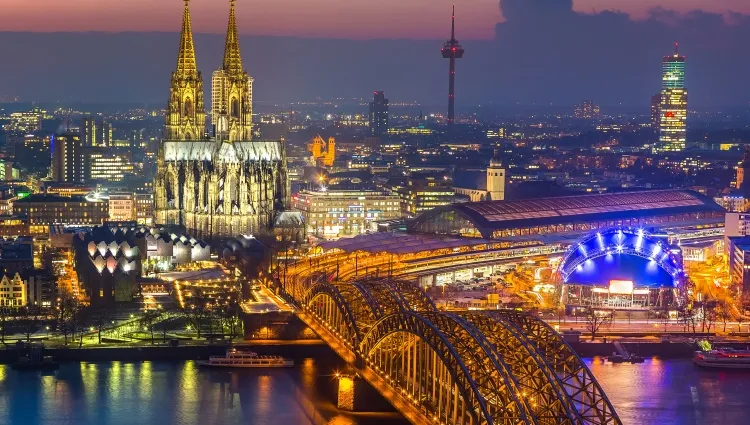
557 227 684 314
409 189 724 240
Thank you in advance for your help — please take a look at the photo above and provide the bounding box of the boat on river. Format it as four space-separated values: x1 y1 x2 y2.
198 348 294 368
693 348 750 369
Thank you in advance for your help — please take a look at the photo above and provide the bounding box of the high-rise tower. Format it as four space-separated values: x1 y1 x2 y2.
211 0 254 141
368 91 389 137
166 0 206 141
441 5 464 126
655 43 687 153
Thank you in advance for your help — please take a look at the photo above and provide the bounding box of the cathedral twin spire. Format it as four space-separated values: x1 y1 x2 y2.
167 0 251 141
223 0 244 76
176 0 198 77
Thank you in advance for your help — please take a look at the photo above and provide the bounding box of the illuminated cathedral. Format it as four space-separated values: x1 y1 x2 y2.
154 0 288 240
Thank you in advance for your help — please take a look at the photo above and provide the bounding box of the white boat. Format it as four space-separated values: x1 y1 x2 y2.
693 348 750 369
198 349 294 368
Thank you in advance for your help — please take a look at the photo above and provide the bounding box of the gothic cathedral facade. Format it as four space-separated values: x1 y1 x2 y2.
154 0 288 240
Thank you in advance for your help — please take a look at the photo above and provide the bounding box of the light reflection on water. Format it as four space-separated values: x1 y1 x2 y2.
6 358 746 425
587 357 750 425
0 360 406 425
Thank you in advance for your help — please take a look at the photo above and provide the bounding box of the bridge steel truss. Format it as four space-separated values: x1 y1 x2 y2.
284 276 622 425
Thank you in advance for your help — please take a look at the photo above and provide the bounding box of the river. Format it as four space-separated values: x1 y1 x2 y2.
0 358 748 425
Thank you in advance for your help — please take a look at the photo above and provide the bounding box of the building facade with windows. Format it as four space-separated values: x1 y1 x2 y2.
13 194 109 235
655 47 687 153
0 273 26 307
292 188 400 238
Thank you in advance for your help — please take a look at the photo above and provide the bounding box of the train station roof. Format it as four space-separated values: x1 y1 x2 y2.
410 189 724 239
318 232 495 255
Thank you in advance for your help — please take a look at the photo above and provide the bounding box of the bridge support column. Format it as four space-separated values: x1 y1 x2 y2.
336 374 356 411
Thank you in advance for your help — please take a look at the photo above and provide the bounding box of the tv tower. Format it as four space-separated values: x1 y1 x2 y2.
441 5 464 126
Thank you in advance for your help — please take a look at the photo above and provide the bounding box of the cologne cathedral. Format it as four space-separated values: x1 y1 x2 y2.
154 0 288 240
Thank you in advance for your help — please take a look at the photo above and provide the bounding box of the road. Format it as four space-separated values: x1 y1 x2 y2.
242 286 294 314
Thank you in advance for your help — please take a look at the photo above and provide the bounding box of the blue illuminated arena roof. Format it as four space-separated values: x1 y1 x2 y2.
558 227 683 288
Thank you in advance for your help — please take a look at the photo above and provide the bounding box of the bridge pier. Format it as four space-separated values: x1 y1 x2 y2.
336 374 356 411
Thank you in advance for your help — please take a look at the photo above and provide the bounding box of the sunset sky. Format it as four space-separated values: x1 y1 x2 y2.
1 0 749 39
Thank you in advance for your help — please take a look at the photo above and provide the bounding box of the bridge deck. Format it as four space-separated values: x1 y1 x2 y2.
297 312 431 425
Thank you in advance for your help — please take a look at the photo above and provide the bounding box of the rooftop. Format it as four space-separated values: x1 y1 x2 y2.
318 232 496 255
414 189 723 235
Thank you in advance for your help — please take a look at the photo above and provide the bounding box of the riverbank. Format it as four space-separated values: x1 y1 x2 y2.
0 339 331 363
571 340 750 358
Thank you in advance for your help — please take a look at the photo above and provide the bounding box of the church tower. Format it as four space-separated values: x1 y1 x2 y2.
486 150 506 201
166 0 206 141
212 0 253 141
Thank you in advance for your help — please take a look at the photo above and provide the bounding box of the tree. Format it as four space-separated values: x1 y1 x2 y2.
717 300 733 333
140 310 161 344
18 305 41 342
89 307 113 344
181 288 210 339
678 305 697 335
217 302 241 340
0 306 10 344
57 289 79 345
584 307 613 341
700 301 718 334
658 311 671 333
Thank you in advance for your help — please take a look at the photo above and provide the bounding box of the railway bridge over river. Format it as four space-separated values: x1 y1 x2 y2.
276 273 622 425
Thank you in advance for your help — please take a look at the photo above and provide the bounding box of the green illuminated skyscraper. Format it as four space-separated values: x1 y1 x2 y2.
655 43 687 153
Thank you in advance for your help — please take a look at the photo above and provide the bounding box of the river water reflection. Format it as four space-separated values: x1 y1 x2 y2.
0 359 406 425
1 358 749 425
588 357 750 425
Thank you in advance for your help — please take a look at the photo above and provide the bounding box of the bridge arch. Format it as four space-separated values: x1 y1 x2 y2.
301 281 362 348
461 312 581 424
489 310 620 425
361 312 530 425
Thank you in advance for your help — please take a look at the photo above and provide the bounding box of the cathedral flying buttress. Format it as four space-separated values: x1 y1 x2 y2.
154 0 288 241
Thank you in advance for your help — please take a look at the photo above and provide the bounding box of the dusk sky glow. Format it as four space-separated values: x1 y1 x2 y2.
1 0 749 39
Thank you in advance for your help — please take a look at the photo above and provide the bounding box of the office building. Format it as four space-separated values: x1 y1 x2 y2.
136 193 154 226
87 149 136 183
153 0 287 240
82 116 98 147
81 117 113 147
728 237 750 305
368 91 389 137
650 94 661 129
655 45 687 153
292 188 400 238
573 101 601 119
51 133 85 184
13 194 108 235
108 192 137 222
3 110 42 134
398 174 456 218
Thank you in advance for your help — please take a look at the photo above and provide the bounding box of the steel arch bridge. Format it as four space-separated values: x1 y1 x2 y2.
279 274 621 425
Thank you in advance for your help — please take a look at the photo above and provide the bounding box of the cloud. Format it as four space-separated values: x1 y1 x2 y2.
488 0 750 107
1 0 750 109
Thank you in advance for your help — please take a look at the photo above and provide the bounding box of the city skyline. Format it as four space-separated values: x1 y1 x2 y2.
0 0 748 40
3 0 750 107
